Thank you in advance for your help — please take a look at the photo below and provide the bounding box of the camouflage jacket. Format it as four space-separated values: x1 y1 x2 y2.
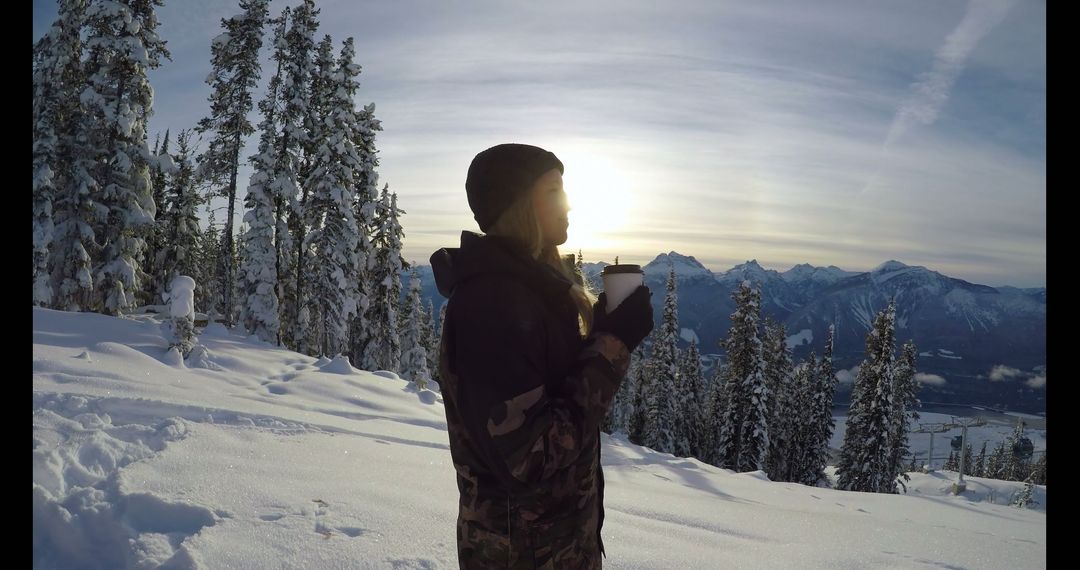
430 231 631 569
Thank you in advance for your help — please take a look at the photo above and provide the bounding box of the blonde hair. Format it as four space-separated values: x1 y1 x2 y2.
486 193 597 338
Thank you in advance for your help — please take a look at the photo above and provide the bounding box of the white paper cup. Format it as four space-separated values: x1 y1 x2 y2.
600 264 644 314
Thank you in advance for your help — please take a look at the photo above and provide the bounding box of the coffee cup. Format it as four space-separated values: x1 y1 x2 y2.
600 264 644 314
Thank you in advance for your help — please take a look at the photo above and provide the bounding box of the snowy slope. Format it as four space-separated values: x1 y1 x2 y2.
33 308 1045 569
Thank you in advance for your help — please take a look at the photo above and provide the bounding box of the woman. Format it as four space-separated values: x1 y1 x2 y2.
430 143 654 568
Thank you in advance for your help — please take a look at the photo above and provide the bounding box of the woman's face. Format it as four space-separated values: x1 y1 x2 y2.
531 167 570 247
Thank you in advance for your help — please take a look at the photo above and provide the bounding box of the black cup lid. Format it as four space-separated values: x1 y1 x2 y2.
601 264 643 275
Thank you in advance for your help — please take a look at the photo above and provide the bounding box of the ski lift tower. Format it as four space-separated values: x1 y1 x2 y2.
913 422 950 472
948 416 987 495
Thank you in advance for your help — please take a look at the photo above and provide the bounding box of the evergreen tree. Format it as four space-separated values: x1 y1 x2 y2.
961 443 975 480
763 318 795 481
807 325 839 485
198 209 224 317
644 266 680 455
285 1 322 354
196 0 269 327
304 35 362 357
886 340 920 492
32 5 90 307
421 298 439 388
364 185 406 371
1031 451 1046 486
82 0 170 315
167 276 197 357
786 353 817 485
703 356 729 467
627 337 655 445
603 342 638 435
837 302 898 493
347 101 383 368
273 0 318 350
679 339 708 459
986 441 1007 480
46 0 99 312
1012 476 1037 509
154 131 202 311
712 282 769 472
944 450 959 472
237 11 288 344
973 442 988 478
144 130 173 303
1005 420 1033 482
399 268 430 389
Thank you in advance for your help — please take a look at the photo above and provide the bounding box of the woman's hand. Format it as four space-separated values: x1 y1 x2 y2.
592 286 654 353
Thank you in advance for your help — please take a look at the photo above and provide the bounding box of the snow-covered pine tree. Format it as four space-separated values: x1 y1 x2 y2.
605 343 643 436
284 0 321 354
973 442 988 478
45 0 99 312
347 101 382 369
986 441 1007 480
713 281 769 472
304 34 362 357
1003 420 1032 482
786 353 817 485
399 268 430 389
644 265 680 455
837 302 898 492
886 339 920 492
627 335 655 446
271 0 316 351
679 338 708 459
32 6 87 307
806 325 839 485
763 317 795 481
364 185 406 371
1031 451 1045 486
195 0 269 327
144 130 174 303
154 131 202 312
944 450 959 472
82 0 170 315
198 209 224 318
702 357 728 467
961 443 975 480
237 12 288 344
168 275 197 357
1012 476 1038 509
421 298 439 388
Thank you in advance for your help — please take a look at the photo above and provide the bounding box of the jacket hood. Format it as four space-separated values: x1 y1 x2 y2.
430 231 580 300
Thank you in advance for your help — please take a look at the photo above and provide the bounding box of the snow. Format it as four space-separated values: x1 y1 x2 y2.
33 308 1045 569
169 276 195 319
643 251 713 280
785 328 813 350
679 327 699 344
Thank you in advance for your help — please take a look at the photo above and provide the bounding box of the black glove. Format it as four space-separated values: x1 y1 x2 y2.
592 286 654 353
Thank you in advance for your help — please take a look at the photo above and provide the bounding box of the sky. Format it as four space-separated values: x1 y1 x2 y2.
33 0 1046 288
33 306 1046 568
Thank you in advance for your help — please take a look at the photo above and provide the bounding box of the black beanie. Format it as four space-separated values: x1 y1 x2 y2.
465 143 564 232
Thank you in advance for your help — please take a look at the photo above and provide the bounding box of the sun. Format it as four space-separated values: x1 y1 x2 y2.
559 152 635 255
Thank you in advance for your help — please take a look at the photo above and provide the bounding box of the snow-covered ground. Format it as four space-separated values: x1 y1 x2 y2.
33 308 1046 569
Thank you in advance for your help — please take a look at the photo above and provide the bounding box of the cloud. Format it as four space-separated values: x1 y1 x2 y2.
915 373 947 386
1025 374 1045 389
885 0 1019 146
835 365 860 385
988 365 1024 382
